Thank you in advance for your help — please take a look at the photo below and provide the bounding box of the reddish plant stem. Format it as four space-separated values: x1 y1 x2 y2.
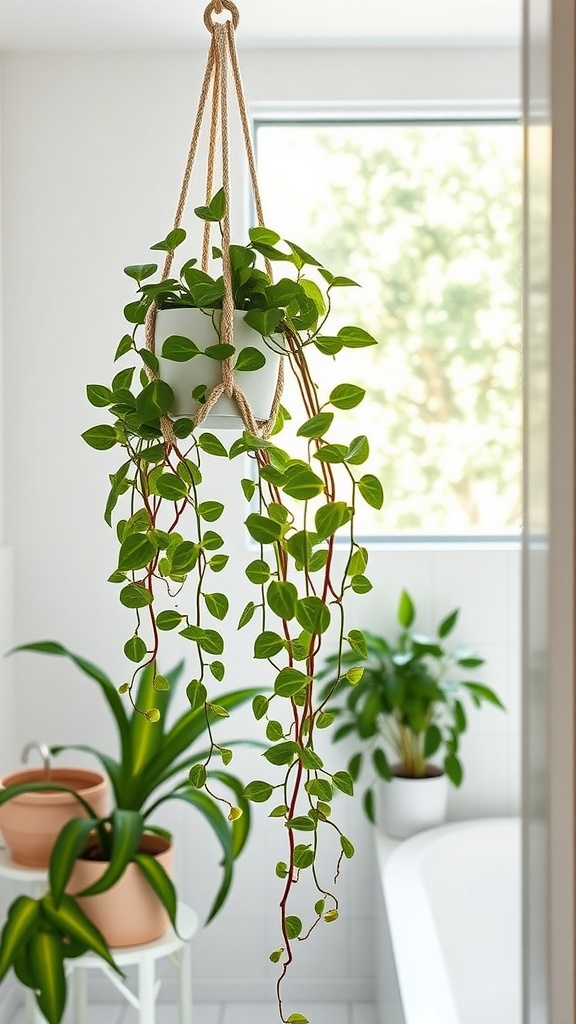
258 329 358 1020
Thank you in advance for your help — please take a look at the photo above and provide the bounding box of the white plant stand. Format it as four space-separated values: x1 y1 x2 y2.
0 847 199 1024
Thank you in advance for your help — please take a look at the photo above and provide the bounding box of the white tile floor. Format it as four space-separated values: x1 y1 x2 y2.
13 1002 378 1024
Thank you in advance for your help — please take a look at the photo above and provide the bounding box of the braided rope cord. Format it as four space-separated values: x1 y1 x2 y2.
144 0 284 442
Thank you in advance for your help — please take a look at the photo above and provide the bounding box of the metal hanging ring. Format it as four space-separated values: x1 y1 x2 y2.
204 0 240 33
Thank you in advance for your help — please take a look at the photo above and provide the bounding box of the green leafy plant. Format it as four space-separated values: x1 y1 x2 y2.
82 190 382 1021
0 642 257 1024
318 589 505 821
120 190 320 332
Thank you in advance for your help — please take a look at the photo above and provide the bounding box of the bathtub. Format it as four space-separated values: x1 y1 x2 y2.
378 817 521 1024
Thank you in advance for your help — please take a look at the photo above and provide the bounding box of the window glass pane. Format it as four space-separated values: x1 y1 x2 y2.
255 121 522 536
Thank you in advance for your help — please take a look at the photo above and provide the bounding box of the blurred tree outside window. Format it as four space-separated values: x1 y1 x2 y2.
255 120 522 537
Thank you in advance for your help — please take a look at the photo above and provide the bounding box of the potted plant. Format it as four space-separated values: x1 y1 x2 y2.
318 589 505 839
147 190 287 431
80 188 382 1021
0 641 257 1024
0 750 108 868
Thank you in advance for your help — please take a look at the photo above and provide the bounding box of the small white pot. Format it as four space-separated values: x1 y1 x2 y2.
155 307 283 430
376 767 449 840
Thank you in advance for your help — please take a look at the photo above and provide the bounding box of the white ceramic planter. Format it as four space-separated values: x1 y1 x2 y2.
376 768 449 841
155 307 283 430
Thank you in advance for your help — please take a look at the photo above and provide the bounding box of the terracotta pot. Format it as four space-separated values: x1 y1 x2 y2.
68 832 172 947
156 307 283 429
377 765 449 840
0 767 108 867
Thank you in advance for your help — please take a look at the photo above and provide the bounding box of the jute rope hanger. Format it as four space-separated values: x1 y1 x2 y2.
144 0 284 443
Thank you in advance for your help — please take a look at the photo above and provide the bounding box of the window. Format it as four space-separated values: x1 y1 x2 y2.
254 112 522 538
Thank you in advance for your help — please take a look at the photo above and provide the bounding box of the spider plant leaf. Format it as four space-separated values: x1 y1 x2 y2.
41 893 121 974
129 662 167 774
208 769 252 859
76 810 143 897
28 930 66 1024
157 789 233 923
8 642 132 767
49 744 122 805
124 660 185 796
13 945 36 988
134 853 178 932
0 896 41 981
49 817 100 907
143 688 260 793
0 782 98 819
152 739 264 792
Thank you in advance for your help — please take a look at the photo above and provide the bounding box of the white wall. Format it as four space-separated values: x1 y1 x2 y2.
0 58 14 777
0 58 17 1023
0 47 521 1004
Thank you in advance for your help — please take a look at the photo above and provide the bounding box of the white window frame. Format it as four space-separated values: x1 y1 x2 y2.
249 101 523 548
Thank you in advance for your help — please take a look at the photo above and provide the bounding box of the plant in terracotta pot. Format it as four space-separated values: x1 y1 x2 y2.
0 642 257 1024
318 589 505 838
0 744 109 868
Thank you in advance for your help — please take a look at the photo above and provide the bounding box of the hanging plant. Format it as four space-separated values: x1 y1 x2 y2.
82 2 383 1020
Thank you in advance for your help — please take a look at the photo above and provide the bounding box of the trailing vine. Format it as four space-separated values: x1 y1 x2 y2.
83 198 382 1022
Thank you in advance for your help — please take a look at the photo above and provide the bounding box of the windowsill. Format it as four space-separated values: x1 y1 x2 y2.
343 535 522 551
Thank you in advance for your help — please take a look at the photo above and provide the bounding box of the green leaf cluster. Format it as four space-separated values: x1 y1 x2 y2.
317 590 505 822
124 222 360 338
0 892 122 1023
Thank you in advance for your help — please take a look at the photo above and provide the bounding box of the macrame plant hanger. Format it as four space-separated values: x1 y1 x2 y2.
144 0 284 444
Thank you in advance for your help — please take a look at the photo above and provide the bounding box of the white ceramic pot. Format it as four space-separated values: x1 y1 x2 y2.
155 307 283 430
377 767 448 840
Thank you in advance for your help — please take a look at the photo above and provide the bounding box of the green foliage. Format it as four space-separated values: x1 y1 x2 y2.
318 589 505 820
2 644 257 1023
80 189 382 1015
